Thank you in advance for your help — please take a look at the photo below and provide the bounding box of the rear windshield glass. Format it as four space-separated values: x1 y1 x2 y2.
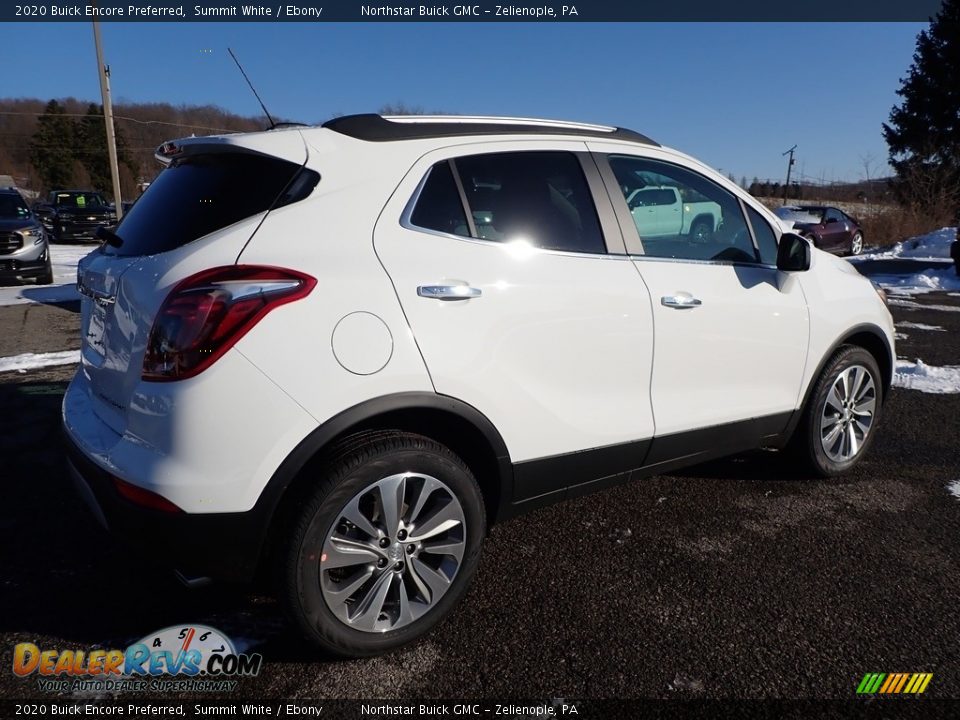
109 152 314 257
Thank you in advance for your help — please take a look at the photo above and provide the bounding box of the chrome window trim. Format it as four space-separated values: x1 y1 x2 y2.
628 254 777 271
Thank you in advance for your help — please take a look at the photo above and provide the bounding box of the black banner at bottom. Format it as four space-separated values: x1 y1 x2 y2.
2 699 959 720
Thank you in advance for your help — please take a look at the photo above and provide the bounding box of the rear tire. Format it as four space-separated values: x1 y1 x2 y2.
849 232 864 256
792 345 883 477
282 432 485 657
689 219 713 243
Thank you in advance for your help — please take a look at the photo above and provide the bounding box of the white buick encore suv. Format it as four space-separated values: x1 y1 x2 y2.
63 114 895 656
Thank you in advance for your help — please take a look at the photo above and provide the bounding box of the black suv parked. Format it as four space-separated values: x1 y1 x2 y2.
34 190 116 243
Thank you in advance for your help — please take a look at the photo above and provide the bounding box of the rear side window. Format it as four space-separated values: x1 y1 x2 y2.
110 153 317 257
456 152 605 254
408 151 606 255
409 161 469 237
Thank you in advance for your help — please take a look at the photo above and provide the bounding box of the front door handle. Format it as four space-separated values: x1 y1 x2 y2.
417 285 482 301
661 294 702 309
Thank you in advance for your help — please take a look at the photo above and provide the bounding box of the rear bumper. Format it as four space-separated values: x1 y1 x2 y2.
63 428 269 584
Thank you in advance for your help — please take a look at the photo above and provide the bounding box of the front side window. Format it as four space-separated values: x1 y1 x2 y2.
409 151 606 255
824 208 844 223
608 155 758 264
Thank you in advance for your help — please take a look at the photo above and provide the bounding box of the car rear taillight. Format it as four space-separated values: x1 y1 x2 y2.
142 265 315 381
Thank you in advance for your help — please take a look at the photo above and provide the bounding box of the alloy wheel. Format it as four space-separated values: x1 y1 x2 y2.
851 233 864 255
819 365 876 462
320 472 467 633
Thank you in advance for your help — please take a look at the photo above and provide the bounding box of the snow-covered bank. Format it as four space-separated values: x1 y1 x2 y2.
861 227 957 261
894 359 960 394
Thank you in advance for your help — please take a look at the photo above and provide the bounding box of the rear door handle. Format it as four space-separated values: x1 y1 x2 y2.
661 294 702 309
417 285 482 301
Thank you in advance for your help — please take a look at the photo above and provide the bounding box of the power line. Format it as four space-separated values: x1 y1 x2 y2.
0 110 251 133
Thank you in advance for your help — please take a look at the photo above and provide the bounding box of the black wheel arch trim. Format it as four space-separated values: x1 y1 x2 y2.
255 391 514 533
777 322 893 447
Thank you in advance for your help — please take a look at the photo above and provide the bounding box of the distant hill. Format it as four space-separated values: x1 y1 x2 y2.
0 97 269 196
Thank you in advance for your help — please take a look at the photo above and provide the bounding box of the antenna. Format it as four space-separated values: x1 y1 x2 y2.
227 47 276 129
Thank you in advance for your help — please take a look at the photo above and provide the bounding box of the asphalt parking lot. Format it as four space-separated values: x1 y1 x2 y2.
1 279 958 702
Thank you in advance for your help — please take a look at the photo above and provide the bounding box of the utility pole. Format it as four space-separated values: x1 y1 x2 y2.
92 8 123 221
782 145 796 206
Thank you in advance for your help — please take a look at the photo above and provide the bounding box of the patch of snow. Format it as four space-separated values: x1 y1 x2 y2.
947 480 960 500
887 297 960 313
896 321 945 331
893 359 960 394
0 244 93 306
860 227 957 261
869 269 960 296
0 350 80 373
895 332 908 340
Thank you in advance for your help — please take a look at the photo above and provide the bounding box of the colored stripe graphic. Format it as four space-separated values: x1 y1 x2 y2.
856 672 932 694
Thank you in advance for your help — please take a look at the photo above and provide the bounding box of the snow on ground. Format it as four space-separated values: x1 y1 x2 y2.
862 227 957 261
894 359 960 394
887 297 960 313
852 227 959 297
896 321 945 331
870 269 960 296
0 350 81 373
0 244 92 306
948 480 960 500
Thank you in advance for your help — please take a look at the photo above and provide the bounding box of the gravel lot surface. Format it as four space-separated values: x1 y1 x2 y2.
1 275 958 703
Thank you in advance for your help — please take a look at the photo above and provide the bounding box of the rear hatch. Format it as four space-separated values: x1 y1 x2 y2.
77 131 311 436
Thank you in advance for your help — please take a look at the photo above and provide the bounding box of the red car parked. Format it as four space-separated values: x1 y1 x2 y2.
775 205 865 256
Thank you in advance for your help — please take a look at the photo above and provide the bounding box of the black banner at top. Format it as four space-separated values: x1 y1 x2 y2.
1 0 949 22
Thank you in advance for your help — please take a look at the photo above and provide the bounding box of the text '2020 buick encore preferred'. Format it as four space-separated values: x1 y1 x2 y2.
63 114 895 656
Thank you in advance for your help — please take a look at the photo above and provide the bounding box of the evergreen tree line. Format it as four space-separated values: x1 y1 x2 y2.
0 97 266 199
28 99 136 197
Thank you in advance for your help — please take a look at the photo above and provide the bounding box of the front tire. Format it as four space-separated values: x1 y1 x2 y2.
794 345 883 477
282 432 485 657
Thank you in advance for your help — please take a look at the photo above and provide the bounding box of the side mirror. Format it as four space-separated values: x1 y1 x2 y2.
777 232 811 272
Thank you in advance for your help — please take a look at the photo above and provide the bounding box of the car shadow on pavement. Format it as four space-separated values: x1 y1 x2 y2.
671 450 816 483
0 379 296 655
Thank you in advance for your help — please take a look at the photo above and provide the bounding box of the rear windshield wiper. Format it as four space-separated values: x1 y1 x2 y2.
96 226 124 248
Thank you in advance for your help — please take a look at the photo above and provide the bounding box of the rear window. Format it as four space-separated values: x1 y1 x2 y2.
109 152 316 257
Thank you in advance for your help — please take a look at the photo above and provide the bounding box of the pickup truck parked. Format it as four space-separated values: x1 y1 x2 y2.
34 190 116 243
627 185 722 242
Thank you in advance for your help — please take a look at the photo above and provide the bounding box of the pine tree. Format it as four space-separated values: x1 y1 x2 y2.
75 103 134 195
882 0 960 216
29 100 76 190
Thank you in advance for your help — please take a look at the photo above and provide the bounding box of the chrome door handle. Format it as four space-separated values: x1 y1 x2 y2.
417 285 482 301
661 295 702 309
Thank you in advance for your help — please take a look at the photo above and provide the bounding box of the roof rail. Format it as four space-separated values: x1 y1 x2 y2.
322 113 658 146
